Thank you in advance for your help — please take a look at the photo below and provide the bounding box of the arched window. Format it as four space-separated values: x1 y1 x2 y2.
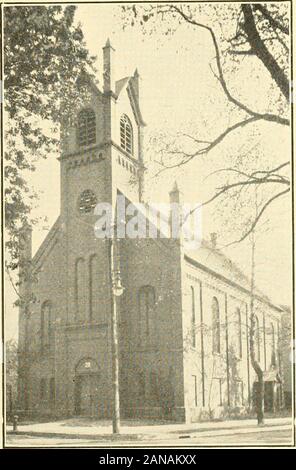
191 286 196 348
75 258 87 321
77 108 96 147
138 285 155 342
41 301 51 352
212 297 221 354
120 114 133 154
236 308 242 358
254 315 261 362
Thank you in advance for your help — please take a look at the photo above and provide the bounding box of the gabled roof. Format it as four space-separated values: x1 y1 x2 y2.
75 69 146 125
76 70 102 97
32 216 61 268
115 76 146 127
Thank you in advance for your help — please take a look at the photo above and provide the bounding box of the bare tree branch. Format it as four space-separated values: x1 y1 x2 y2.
253 4 289 36
228 49 255 56
226 188 290 245
171 5 289 125
205 161 290 185
241 4 289 101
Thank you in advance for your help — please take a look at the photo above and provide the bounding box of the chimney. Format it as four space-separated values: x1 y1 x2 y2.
103 38 115 94
210 232 217 249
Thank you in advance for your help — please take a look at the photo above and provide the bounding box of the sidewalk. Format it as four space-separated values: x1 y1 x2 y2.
6 416 292 441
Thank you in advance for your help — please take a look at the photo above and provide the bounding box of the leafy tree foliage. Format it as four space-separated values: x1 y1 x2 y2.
5 339 18 417
4 5 96 267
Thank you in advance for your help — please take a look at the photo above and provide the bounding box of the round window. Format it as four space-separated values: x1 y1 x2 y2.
78 190 97 214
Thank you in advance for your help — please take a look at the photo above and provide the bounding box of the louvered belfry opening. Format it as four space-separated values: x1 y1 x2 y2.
78 108 96 147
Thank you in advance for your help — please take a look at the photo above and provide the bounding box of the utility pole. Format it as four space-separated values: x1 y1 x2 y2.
108 227 124 434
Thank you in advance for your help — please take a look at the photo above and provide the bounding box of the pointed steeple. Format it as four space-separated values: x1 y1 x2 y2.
103 38 115 93
104 37 114 50
169 180 181 204
172 180 179 192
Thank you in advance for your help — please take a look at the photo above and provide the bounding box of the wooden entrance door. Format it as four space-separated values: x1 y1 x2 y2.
75 374 100 417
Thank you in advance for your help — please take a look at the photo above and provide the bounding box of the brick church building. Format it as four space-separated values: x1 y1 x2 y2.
17 40 286 423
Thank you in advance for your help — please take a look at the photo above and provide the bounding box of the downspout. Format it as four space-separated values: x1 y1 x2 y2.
199 281 205 407
225 293 230 407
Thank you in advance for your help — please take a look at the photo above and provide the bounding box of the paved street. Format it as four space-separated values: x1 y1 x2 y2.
5 428 293 447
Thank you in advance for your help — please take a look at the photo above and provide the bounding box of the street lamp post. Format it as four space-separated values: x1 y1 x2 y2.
108 230 124 434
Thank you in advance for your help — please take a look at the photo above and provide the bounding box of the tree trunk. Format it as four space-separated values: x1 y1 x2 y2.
249 230 265 425
256 371 265 425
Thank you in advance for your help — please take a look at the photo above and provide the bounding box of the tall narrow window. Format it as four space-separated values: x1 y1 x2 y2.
212 297 221 354
219 378 223 406
139 285 155 342
89 254 100 321
77 108 96 147
138 371 145 399
192 375 198 407
191 286 196 348
270 323 276 366
41 301 51 352
150 371 159 405
49 378 55 405
254 315 261 362
236 308 242 358
75 258 87 321
120 114 133 154
40 378 46 400
235 380 244 406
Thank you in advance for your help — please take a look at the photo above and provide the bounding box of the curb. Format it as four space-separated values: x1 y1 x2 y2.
6 430 148 441
6 424 291 442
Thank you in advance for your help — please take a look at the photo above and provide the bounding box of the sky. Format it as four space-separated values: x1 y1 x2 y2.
5 3 292 340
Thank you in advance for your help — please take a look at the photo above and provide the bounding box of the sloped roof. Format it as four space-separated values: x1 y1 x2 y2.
185 241 282 312
115 77 130 96
32 216 61 267
116 193 282 312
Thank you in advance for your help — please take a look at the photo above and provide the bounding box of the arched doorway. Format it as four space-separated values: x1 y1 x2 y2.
74 358 100 417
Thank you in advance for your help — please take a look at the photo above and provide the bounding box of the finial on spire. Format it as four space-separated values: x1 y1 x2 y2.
171 180 179 193
134 68 140 78
104 38 114 50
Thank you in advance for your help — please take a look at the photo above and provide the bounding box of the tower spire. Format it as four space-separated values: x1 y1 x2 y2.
103 38 115 94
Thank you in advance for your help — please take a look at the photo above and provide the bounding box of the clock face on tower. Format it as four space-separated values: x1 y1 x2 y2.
78 190 97 214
